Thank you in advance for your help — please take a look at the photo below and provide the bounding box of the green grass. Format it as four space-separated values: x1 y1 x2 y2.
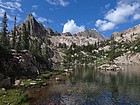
40 71 63 79
0 89 29 105
41 72 53 79
0 70 64 105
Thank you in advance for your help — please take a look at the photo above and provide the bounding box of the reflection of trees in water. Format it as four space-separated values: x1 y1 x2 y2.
69 65 95 83
67 65 140 103
110 74 119 102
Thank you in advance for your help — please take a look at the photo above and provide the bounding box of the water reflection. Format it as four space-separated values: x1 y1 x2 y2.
43 65 140 105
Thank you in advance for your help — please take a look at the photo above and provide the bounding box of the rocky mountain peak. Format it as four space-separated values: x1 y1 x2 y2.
26 14 34 21
77 29 105 41
25 14 46 36
49 29 105 47
14 13 47 37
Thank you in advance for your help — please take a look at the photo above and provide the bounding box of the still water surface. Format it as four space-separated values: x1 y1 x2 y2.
32 65 140 105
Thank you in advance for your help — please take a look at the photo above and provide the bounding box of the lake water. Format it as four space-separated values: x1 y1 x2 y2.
30 65 140 105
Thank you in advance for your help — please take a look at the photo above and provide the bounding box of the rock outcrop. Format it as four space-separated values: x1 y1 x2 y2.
112 24 140 42
0 46 49 79
77 29 105 41
114 53 140 65
98 64 123 71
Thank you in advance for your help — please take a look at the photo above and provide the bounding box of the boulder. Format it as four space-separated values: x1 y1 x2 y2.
1 77 11 87
98 64 123 71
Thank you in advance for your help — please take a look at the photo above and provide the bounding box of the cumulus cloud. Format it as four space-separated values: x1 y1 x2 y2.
95 19 115 31
133 14 140 20
46 0 70 7
63 19 85 34
95 0 140 31
105 3 140 24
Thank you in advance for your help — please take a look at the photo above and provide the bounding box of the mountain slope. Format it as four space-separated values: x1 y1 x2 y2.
49 29 105 47
112 24 140 42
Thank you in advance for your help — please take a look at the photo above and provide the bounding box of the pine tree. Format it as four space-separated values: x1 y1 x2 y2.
15 32 22 50
0 12 8 48
22 24 29 50
94 42 97 49
11 16 16 49
30 39 38 55
109 36 116 62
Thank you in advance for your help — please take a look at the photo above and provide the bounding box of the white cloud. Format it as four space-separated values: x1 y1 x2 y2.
105 3 110 9
0 0 22 24
95 19 115 31
32 12 53 23
0 9 21 23
46 0 70 7
0 8 5 18
105 3 140 24
133 14 140 20
118 0 140 4
96 0 140 31
0 9 13 21
95 20 106 27
37 17 47 23
32 12 38 17
32 5 39 10
16 0 21 2
0 1 23 12
63 19 85 34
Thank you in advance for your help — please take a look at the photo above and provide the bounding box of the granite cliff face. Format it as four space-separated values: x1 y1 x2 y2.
17 14 47 37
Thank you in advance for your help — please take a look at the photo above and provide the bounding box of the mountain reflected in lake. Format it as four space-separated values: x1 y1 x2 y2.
33 65 140 105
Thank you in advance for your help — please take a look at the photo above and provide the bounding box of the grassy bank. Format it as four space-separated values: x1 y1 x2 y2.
0 88 28 105
0 70 64 105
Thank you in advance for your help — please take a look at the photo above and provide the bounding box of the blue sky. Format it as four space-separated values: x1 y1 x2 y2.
0 0 140 37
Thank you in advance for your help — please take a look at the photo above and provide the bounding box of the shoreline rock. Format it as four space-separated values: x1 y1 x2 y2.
98 64 123 71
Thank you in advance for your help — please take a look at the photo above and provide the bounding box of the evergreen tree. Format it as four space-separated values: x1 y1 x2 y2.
94 42 97 49
0 12 8 48
109 36 116 62
22 24 29 50
15 32 22 50
11 16 17 49
30 39 39 55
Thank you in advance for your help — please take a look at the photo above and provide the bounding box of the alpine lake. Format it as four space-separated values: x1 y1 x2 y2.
29 65 140 105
